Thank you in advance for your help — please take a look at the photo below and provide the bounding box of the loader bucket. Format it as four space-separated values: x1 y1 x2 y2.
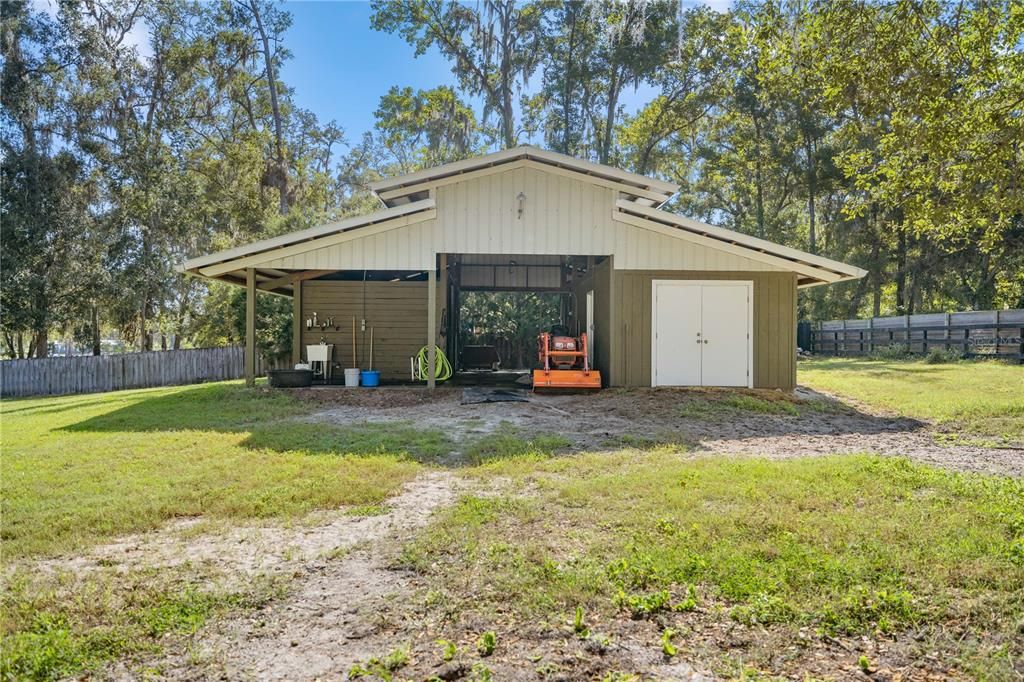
532 369 602 391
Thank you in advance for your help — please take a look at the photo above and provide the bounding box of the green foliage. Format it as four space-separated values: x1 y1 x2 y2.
476 630 497 657
1 571 275 680
659 628 678 658
464 422 571 464
872 343 911 360
460 291 562 370
436 638 457 662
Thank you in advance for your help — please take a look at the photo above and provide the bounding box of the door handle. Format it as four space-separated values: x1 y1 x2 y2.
703 340 709 344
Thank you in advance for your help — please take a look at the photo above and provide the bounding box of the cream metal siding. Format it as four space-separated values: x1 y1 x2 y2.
611 271 797 390
248 165 791 273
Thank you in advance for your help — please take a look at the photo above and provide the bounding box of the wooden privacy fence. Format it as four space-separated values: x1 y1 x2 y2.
810 309 1024 362
1 347 284 398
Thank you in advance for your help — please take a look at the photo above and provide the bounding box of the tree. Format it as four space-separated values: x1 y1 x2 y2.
374 85 483 172
371 0 544 148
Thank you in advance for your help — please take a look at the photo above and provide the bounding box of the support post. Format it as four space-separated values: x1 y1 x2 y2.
245 268 256 387
291 279 302 365
427 261 437 389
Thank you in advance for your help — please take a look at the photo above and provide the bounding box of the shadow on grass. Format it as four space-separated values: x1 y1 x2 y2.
61 383 456 463
60 381 935 469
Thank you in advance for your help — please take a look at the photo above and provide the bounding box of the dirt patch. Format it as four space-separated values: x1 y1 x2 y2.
29 471 463 588
298 386 1023 478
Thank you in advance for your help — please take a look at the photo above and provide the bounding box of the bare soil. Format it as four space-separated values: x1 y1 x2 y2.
299 385 1023 478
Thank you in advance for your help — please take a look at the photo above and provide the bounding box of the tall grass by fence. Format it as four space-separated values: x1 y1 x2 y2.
809 309 1024 362
0 347 286 398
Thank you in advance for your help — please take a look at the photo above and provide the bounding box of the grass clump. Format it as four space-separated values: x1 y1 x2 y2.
463 422 570 464
349 645 410 680
799 357 1024 442
1 568 279 680
1 382 423 559
678 392 800 418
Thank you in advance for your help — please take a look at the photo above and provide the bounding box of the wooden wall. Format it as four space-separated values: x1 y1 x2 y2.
571 257 614 385
610 270 797 390
300 279 438 380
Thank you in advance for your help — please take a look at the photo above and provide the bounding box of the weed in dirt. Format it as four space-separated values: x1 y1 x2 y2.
476 631 497 656
406 451 1024 676
349 645 410 680
471 663 494 681
573 605 589 637
435 638 457 662
660 628 678 658
678 393 800 418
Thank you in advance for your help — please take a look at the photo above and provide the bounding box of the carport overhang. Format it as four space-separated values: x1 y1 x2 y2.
175 199 438 296
176 199 442 389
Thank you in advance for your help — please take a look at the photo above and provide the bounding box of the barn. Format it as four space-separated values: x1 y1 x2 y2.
180 146 865 390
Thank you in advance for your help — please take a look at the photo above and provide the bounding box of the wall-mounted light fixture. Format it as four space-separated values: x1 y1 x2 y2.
516 192 526 219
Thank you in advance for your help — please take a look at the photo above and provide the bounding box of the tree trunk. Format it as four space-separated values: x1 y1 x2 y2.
753 116 766 238
249 0 289 214
91 305 102 356
600 66 621 166
33 329 48 358
894 222 907 315
805 135 817 253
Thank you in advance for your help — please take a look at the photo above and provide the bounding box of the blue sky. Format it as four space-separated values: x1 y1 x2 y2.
280 0 727 148
33 0 728 148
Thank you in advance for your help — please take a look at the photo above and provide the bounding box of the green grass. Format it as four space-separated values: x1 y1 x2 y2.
1 566 283 680
0 382 429 559
462 421 571 464
799 357 1024 443
400 450 1024 677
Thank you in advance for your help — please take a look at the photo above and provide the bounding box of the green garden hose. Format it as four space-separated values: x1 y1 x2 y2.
415 345 453 383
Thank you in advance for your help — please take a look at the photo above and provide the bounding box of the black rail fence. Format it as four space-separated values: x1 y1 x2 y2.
805 309 1024 362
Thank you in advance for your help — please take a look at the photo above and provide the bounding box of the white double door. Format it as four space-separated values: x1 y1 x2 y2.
652 280 752 387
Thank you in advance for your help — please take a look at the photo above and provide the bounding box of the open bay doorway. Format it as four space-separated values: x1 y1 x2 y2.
456 291 568 385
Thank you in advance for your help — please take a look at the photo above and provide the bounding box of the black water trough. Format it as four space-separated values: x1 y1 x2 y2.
267 369 314 388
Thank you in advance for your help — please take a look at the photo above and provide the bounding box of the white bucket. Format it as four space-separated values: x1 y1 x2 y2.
344 368 361 387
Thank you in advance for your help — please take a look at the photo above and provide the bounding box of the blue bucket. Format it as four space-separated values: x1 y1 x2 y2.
361 370 380 387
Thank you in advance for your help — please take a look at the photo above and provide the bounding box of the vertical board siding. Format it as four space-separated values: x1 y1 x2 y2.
0 346 277 398
246 163 793 274
611 270 798 390
300 279 441 381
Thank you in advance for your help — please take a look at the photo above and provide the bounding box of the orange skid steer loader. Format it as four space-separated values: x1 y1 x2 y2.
532 325 601 391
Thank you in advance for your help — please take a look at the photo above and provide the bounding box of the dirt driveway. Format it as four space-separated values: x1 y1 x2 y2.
298 385 1023 478
84 385 1017 680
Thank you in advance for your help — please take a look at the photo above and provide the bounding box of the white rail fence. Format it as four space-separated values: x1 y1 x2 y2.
1 347 283 398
